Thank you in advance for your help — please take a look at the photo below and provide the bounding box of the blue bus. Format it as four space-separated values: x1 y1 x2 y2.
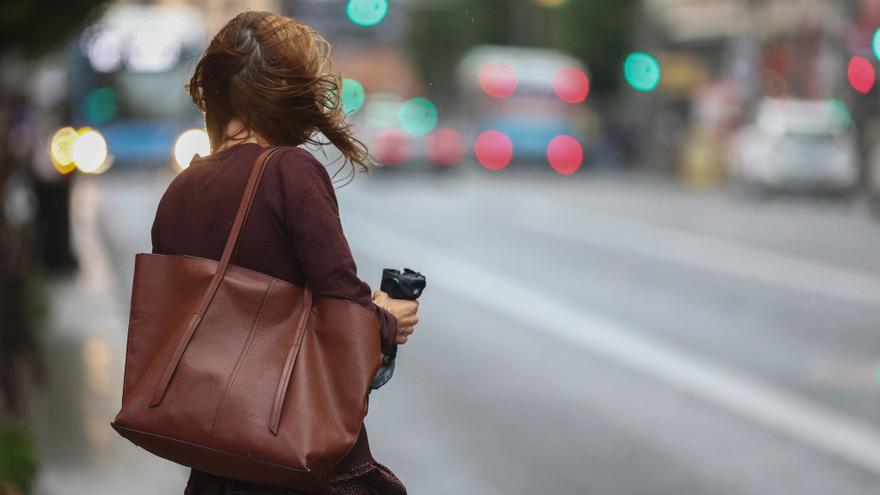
457 45 589 172
64 4 208 171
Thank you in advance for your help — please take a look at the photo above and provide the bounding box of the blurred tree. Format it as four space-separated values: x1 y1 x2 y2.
542 0 638 96
406 0 637 99
0 0 105 54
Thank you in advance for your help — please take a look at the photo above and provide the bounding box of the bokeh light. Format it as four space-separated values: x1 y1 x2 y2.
84 87 118 125
341 78 365 115
828 99 851 130
479 62 517 99
86 29 124 73
474 130 513 170
126 30 181 72
546 135 583 175
624 52 661 92
72 128 108 174
428 128 465 165
346 0 389 27
532 0 568 7
847 56 875 94
49 127 78 174
553 67 590 103
174 129 210 170
398 97 438 136
376 128 409 165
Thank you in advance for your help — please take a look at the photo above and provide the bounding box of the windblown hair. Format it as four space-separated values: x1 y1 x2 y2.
188 11 371 180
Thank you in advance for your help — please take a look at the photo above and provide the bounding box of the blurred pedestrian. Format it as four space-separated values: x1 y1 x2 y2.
147 11 419 495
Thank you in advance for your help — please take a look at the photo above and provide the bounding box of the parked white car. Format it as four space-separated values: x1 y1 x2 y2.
728 99 859 193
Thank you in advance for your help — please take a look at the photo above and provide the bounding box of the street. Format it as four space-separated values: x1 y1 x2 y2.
35 163 880 494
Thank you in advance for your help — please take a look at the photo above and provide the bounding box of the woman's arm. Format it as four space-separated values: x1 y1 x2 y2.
276 147 399 358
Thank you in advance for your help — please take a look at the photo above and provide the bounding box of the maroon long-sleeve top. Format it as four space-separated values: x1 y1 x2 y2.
149 142 398 480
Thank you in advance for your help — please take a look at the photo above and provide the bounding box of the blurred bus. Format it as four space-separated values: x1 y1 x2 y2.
457 45 589 170
64 4 208 172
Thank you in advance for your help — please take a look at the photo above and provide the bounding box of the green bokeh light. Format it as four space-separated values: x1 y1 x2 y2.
624 53 661 92
84 87 118 125
398 97 437 136
873 28 880 62
346 0 388 27
341 78 365 115
828 99 851 130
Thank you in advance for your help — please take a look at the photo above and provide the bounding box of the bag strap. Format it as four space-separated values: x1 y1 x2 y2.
150 146 283 407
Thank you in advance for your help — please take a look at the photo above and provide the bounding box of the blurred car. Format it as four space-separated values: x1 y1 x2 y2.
350 92 466 172
728 98 859 194
332 45 466 172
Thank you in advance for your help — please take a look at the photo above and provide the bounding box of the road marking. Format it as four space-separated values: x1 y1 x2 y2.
346 211 880 475
516 198 880 307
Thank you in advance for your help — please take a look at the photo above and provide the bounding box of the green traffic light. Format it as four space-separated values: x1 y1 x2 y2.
341 78 365 115
624 53 661 92
398 97 437 136
873 28 880 62
346 0 388 27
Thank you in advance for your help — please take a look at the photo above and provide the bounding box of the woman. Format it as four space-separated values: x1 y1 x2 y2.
149 11 419 495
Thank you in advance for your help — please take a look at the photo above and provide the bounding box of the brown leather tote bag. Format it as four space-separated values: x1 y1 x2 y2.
111 147 381 492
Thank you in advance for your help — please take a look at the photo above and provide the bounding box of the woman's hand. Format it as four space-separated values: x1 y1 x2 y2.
373 289 419 345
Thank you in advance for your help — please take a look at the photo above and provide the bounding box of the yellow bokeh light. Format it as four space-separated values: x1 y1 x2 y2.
532 0 567 7
174 129 210 170
73 128 109 174
50 127 79 174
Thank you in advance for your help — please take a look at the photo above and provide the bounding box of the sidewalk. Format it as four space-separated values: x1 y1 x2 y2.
30 176 188 495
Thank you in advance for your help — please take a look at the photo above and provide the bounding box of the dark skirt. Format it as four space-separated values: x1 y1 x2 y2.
184 463 407 495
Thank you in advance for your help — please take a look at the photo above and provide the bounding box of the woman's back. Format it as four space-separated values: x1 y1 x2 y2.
152 143 306 287
150 142 405 493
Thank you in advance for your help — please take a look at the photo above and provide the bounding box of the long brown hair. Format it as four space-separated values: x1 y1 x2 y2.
187 11 371 181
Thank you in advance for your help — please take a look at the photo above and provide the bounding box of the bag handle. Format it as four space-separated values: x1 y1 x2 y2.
150 146 284 407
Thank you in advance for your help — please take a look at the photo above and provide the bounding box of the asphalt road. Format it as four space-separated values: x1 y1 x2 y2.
66 162 880 494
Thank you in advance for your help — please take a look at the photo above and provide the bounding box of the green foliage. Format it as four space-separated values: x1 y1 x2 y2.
406 0 637 98
0 422 38 494
0 0 107 56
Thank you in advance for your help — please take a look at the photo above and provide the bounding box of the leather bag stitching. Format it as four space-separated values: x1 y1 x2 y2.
269 286 313 435
207 277 276 447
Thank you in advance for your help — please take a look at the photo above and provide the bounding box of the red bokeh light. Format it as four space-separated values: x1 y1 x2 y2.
553 67 590 103
848 56 875 94
376 128 409 165
546 135 583 175
474 131 513 170
479 62 517 99
428 128 464 165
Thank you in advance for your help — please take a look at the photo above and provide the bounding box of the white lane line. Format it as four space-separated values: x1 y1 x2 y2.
516 197 880 307
346 212 880 475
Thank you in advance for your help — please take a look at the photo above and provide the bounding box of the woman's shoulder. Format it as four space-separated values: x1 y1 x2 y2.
273 146 329 175
269 146 337 193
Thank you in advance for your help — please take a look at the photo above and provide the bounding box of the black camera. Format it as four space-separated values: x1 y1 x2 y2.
370 268 426 390
380 268 426 300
